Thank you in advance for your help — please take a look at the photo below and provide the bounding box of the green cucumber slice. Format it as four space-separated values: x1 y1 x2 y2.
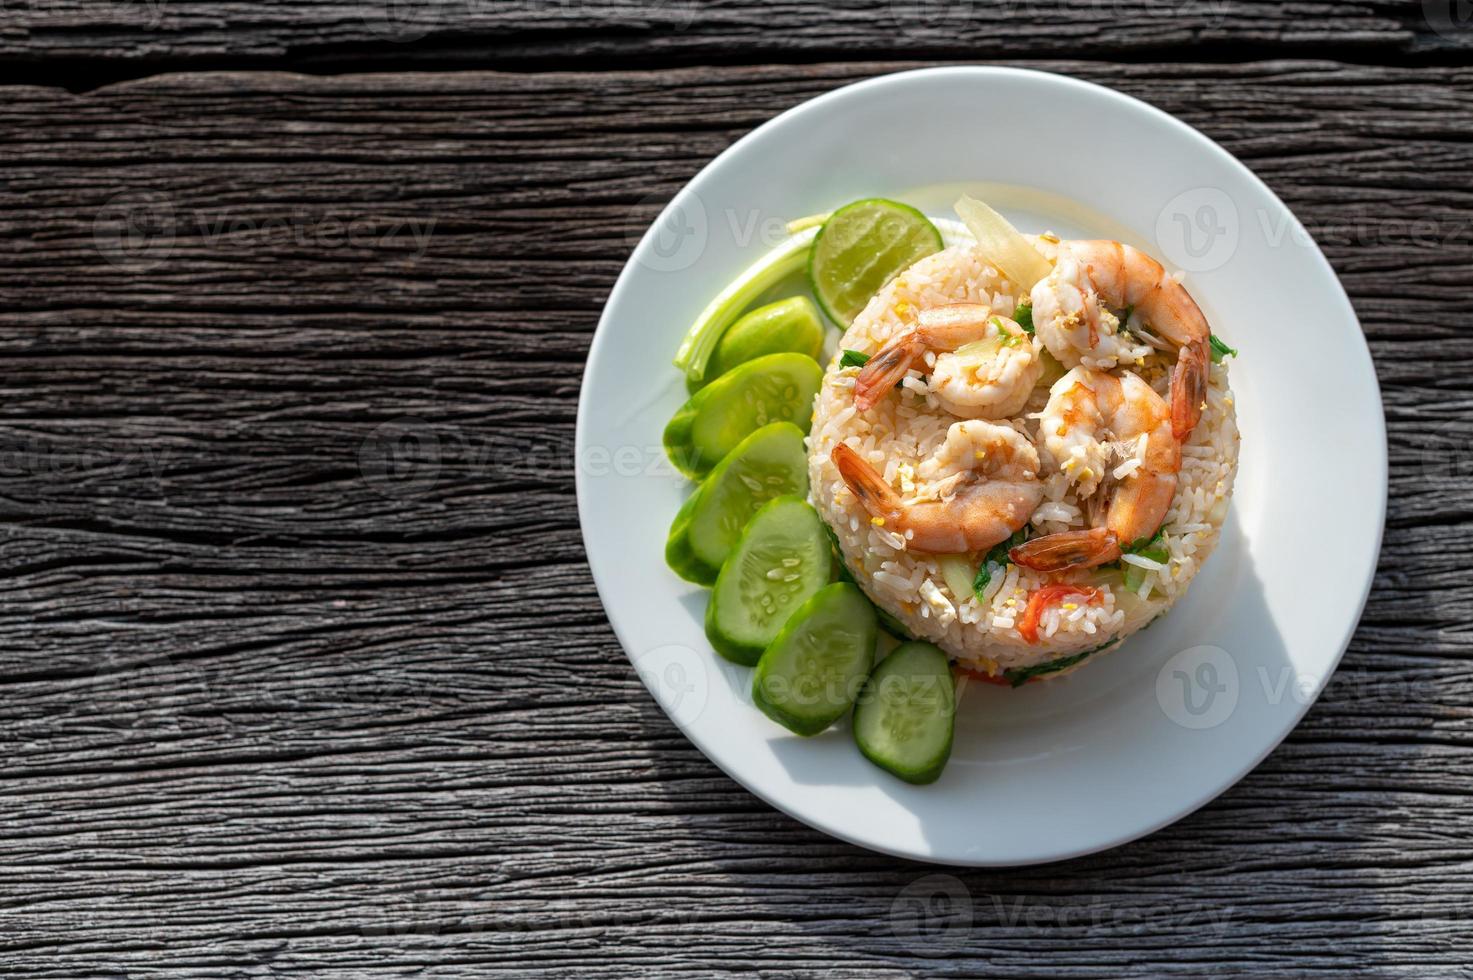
666 422 808 585
706 497 831 666
664 484 711 585
664 352 822 480
809 199 943 326
853 641 955 784
752 582 878 736
699 296 825 391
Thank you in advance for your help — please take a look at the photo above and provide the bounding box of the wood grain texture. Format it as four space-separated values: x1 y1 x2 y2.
0 0 1468 71
0 61 1470 977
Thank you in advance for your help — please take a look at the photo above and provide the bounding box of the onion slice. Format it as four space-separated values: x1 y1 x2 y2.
954 195 1053 292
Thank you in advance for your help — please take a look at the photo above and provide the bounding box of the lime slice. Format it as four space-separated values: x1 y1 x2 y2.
809 199 943 326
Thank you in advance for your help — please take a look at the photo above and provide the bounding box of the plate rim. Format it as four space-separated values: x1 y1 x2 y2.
575 65 1387 866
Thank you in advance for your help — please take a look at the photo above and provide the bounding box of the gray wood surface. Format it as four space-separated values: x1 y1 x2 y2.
1 0 1467 68
0 26 1470 980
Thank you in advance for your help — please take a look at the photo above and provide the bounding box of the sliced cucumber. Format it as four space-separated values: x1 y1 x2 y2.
666 422 808 586
809 199 943 326
699 296 825 391
664 352 822 480
853 641 955 784
752 582 877 736
706 497 831 666
664 484 711 585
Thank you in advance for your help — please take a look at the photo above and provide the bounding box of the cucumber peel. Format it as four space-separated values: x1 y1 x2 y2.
853 641 955 784
752 582 877 736
665 422 808 586
663 352 822 480
705 496 832 666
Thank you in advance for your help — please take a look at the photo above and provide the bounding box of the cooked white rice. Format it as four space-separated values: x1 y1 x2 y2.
808 243 1240 682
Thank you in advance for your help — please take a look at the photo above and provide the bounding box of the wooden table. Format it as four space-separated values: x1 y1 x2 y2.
2 4 1470 975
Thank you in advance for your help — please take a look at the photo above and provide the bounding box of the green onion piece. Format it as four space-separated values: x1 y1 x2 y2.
1209 333 1237 363
1118 529 1168 592
972 561 996 598
988 528 1030 566
1013 302 1034 336
840 349 871 368
972 528 1030 601
1003 638 1117 688
1119 305 1135 333
785 211 832 235
1123 528 1165 554
875 606 914 642
988 315 1020 347
672 229 818 384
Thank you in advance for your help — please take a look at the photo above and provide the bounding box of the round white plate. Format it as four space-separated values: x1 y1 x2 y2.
576 67 1385 865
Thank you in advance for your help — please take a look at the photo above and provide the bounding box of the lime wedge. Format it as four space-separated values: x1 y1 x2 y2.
808 199 943 326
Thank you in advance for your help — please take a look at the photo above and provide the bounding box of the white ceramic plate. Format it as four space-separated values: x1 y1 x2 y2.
576 67 1385 865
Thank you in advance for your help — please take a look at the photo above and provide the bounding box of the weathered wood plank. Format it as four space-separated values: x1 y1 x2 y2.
0 62 1470 976
0 0 1467 68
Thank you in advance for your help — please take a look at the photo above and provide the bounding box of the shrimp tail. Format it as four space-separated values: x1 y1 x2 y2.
853 332 924 412
1010 527 1121 571
830 444 903 521
1171 338 1210 441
